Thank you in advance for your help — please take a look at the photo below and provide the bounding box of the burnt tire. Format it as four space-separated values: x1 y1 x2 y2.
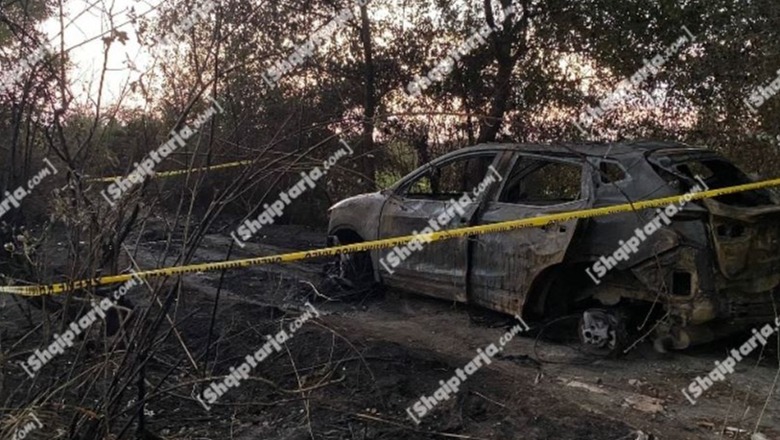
326 235 374 291
336 250 374 289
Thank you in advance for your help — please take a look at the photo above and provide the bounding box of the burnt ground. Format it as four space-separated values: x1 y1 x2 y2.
2 221 780 440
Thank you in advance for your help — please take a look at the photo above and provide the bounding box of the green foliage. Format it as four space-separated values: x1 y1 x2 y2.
3 0 780 227
0 0 54 45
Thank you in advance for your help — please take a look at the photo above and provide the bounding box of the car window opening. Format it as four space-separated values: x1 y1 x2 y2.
500 159 583 206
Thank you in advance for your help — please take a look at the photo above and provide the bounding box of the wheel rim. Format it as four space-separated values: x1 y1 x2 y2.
579 309 618 351
328 238 372 289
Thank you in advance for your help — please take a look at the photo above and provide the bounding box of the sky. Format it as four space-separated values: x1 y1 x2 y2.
41 0 157 106
34 0 694 133
37 0 394 108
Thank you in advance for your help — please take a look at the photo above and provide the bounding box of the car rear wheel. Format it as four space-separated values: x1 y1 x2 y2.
578 308 627 357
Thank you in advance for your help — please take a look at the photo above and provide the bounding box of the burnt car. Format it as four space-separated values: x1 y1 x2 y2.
327 141 780 353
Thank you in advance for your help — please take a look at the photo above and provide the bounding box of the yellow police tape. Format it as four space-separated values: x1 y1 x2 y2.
3 177 780 296
87 160 254 183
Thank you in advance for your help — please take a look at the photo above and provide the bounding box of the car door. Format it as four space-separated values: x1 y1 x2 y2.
377 151 504 302
468 153 595 316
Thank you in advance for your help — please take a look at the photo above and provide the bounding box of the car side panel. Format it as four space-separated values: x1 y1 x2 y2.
468 153 594 316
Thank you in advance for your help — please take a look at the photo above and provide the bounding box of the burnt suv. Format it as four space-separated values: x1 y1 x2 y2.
327 142 780 353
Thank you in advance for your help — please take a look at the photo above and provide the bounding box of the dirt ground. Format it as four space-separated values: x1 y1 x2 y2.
2 222 779 440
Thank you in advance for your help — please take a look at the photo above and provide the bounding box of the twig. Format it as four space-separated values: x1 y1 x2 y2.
354 413 490 439
471 390 506 408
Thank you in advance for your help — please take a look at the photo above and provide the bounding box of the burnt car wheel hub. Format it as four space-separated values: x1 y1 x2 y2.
579 309 618 350
326 237 373 290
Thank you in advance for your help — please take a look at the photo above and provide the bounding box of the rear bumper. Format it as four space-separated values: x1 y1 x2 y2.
656 287 780 349
719 287 780 324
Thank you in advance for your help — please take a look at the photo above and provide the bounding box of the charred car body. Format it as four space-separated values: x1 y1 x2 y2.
327 142 780 353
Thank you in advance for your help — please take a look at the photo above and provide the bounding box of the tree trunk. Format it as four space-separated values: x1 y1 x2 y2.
477 58 514 143
477 0 526 144
359 3 376 191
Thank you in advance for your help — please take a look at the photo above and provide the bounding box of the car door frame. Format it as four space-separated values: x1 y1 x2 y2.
466 151 596 316
375 149 511 302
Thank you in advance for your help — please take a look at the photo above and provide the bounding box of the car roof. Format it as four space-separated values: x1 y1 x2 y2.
453 141 711 159
391 140 722 192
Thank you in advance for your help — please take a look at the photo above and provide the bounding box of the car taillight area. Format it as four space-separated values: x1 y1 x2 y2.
724 288 780 322
709 212 780 285
649 150 780 297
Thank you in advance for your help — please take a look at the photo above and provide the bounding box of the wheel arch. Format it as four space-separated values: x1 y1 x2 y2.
329 226 366 245
520 262 601 322
328 225 381 283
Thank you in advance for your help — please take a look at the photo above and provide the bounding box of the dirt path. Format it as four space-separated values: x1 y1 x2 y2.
131 224 780 440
